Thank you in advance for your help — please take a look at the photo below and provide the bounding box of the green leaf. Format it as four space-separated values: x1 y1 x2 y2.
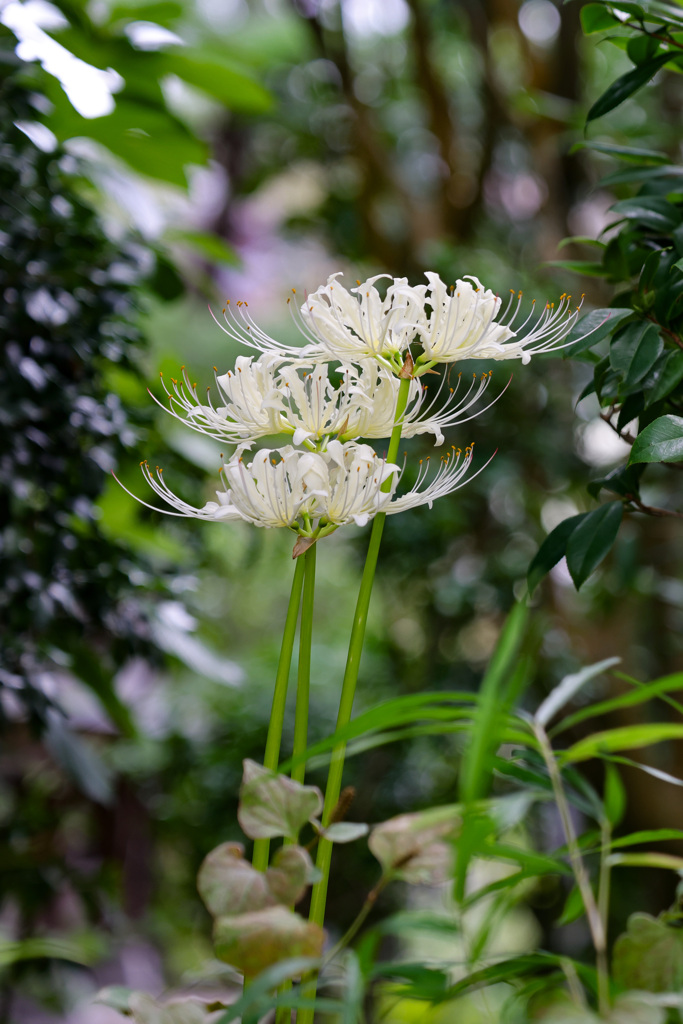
611 829 683 849
613 912 683 992
610 322 663 387
213 906 324 978
552 672 683 736
587 463 644 500
528 514 587 593
581 3 619 32
570 140 670 164
629 414 683 464
587 51 675 121
161 49 273 113
459 601 529 803
238 760 323 841
604 763 627 826
609 852 683 870
645 350 683 406
214 958 322 1024
609 196 682 232
562 308 631 357
165 229 238 266
565 501 623 589
599 164 683 187
563 723 683 764
627 33 660 66
557 885 586 926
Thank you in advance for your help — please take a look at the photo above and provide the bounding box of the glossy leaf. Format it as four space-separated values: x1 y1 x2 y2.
565 502 623 589
645 350 683 406
609 196 682 232
629 414 683 464
587 51 675 122
570 140 670 164
528 514 586 593
562 307 631 357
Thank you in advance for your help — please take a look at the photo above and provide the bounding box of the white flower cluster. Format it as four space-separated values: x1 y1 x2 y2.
123 272 581 546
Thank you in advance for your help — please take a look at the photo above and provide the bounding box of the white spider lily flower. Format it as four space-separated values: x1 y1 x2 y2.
295 273 428 370
386 443 491 515
150 355 286 444
119 443 400 533
117 440 492 537
412 273 583 367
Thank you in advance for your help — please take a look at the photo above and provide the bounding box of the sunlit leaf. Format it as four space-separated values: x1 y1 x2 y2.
562 723 683 763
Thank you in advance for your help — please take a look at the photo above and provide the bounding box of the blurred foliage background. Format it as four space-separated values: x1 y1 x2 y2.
1 0 683 1019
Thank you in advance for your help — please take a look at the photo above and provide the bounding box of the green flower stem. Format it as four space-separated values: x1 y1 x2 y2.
292 543 317 786
298 376 410 1021
252 553 306 873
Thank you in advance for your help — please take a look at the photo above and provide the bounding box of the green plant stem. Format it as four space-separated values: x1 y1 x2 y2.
533 721 609 1015
292 544 317 786
252 554 306 873
297 375 410 1023
274 547 316 1024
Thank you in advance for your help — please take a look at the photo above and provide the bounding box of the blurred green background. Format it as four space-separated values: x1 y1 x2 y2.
1 0 683 1019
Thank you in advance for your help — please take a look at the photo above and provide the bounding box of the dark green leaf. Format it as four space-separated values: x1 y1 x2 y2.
527 514 587 594
645 350 683 407
599 164 683 187
562 308 631 357
587 463 643 500
565 502 623 589
609 196 682 233
610 322 662 387
627 34 659 65
629 414 683 463
587 51 677 122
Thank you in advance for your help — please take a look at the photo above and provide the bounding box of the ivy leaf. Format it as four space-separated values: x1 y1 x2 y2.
213 906 325 978
587 51 676 122
238 760 323 841
265 846 314 906
197 842 274 918
565 502 623 589
613 912 683 993
369 806 459 885
629 414 683 464
527 514 587 594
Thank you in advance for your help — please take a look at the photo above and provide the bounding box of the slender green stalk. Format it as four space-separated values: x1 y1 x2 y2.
292 544 317 785
274 548 316 1024
252 554 306 873
533 721 608 1015
297 376 410 1022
